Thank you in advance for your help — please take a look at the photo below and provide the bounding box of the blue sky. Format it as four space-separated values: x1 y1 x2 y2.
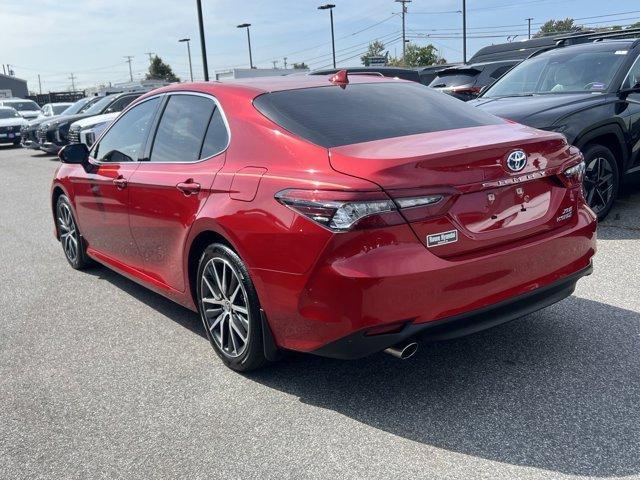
2 0 639 92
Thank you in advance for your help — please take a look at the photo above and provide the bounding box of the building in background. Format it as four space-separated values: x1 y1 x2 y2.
215 68 308 81
84 79 170 97
0 73 28 98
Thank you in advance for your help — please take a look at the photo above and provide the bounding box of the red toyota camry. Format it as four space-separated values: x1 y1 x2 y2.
51 73 596 371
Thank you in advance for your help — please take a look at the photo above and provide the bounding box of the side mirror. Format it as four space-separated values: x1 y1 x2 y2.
59 143 90 165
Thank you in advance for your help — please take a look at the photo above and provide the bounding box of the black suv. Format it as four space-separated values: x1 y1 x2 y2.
470 38 640 219
36 92 143 154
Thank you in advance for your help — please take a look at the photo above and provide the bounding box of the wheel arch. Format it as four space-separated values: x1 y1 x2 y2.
574 123 629 174
51 184 69 239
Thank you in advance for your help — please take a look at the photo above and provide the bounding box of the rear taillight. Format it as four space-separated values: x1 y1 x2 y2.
561 161 586 188
275 189 399 231
450 85 482 95
275 189 451 231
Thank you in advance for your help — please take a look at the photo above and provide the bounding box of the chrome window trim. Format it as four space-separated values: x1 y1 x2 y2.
621 54 640 90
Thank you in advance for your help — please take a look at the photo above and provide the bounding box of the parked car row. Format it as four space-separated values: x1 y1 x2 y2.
17 91 145 153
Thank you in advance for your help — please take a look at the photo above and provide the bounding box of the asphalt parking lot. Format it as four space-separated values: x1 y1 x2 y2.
1 145 639 480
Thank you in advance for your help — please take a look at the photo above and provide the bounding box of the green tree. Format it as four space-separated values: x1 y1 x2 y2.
388 43 445 68
629 22 640 29
534 18 582 38
292 62 309 69
146 56 180 82
361 40 387 66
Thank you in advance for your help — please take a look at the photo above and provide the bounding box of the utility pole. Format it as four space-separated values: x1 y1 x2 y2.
526 17 534 39
145 52 156 63
395 0 411 62
38 74 42 94
179 39 194 81
196 0 209 81
124 56 134 82
237 23 254 69
318 4 336 68
462 0 467 63
283 57 288 69
69 73 77 92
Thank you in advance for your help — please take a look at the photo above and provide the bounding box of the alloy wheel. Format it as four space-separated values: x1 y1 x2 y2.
583 156 614 216
57 203 79 263
200 257 250 358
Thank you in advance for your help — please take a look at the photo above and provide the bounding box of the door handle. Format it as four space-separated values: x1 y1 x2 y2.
176 180 201 196
113 176 127 189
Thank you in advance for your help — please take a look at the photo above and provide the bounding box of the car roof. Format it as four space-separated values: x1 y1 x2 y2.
533 39 635 58
145 74 411 100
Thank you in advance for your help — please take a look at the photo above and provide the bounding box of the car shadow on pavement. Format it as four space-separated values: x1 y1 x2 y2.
248 296 640 478
83 265 207 339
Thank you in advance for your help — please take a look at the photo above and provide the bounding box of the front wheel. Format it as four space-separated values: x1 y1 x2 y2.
196 243 268 372
582 144 619 221
56 195 91 269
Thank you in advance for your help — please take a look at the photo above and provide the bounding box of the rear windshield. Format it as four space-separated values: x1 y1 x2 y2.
430 70 480 88
253 82 502 148
4 100 39 111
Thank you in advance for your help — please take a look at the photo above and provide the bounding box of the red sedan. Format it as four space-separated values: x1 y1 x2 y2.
51 73 596 371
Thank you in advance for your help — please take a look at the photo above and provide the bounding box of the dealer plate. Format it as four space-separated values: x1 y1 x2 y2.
427 230 458 247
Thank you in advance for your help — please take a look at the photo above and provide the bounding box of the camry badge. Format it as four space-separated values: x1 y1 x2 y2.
506 150 527 172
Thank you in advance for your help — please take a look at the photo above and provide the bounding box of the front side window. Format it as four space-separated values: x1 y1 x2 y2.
149 95 215 163
484 47 628 98
622 55 640 90
93 97 160 162
106 95 138 113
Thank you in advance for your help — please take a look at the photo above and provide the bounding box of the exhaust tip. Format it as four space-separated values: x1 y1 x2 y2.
384 341 418 360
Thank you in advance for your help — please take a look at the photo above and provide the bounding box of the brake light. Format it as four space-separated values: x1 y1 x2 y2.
275 189 451 231
561 161 586 188
450 85 482 95
275 189 399 231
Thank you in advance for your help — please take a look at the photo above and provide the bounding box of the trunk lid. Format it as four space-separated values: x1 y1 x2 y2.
329 123 582 258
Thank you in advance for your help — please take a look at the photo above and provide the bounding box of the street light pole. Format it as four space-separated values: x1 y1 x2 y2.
196 0 209 81
179 38 194 81
462 0 467 63
237 23 254 69
318 4 336 69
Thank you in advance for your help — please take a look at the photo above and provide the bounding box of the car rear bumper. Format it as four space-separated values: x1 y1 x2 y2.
254 203 597 356
312 263 592 359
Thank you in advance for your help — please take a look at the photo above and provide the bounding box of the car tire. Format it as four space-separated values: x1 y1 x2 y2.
196 243 268 372
582 144 619 221
55 195 91 270
13 140 20 147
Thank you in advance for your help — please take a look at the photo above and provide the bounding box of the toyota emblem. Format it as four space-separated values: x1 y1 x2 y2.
506 150 527 172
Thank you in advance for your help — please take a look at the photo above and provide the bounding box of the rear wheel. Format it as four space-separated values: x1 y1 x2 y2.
56 195 91 269
196 243 267 372
582 144 619 221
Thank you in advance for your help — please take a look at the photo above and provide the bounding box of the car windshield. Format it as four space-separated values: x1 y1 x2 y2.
0 108 21 119
254 82 503 148
52 104 72 114
483 46 628 98
5 101 40 111
83 95 116 115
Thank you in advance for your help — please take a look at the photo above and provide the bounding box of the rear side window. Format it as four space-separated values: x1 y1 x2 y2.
150 94 215 163
253 82 502 148
200 108 229 158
